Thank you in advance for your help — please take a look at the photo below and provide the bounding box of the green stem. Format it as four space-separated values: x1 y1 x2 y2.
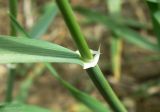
9 0 17 36
5 0 17 102
87 65 126 112
5 68 16 102
56 0 92 61
55 0 127 111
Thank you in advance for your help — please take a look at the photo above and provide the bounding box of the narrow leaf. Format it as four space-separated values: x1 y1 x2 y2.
146 1 160 45
29 3 58 38
154 11 160 24
75 7 159 51
147 0 160 3
9 13 32 38
10 3 58 39
0 103 51 112
0 36 83 65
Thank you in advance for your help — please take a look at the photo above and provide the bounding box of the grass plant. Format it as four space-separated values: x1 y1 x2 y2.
1 0 160 112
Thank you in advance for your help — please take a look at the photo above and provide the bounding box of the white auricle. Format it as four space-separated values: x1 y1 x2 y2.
76 47 101 69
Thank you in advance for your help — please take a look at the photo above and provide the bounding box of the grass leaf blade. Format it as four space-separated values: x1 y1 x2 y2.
29 3 58 38
9 13 32 38
0 103 52 112
75 7 159 51
0 36 83 65
146 1 160 45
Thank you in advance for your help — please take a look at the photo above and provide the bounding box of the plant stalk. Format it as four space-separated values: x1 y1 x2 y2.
5 0 17 102
5 68 16 102
55 0 127 111
55 0 92 61
9 0 17 36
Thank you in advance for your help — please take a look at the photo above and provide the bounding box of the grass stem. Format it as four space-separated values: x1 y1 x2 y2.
5 68 16 102
5 0 17 102
9 0 17 36
87 65 126 112
56 0 93 61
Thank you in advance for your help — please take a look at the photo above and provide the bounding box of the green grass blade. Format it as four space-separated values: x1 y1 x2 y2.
0 103 52 112
46 63 110 112
147 0 160 3
80 13 148 29
112 15 148 29
0 35 83 65
121 18 149 29
9 13 32 38
154 10 160 24
29 3 58 38
9 3 58 39
146 1 160 45
75 7 159 51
